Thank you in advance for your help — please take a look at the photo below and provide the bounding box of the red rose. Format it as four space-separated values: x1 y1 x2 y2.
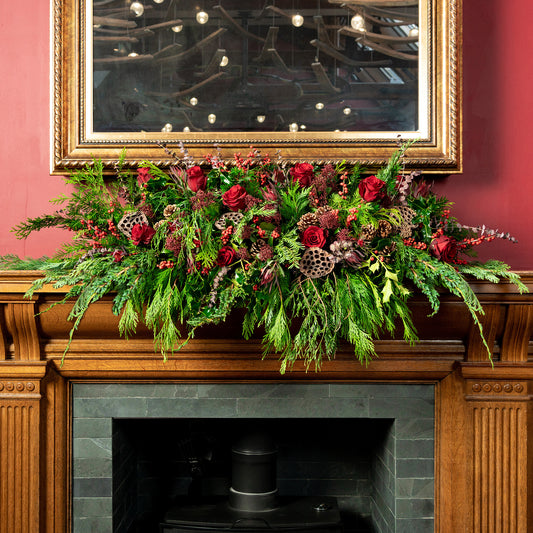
430 235 458 263
131 223 156 246
217 245 236 266
222 185 248 211
187 165 207 192
290 163 314 187
137 167 153 186
302 225 326 248
358 175 387 202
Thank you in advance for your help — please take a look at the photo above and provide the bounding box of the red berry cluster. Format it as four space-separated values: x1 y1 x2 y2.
458 234 496 249
338 172 349 200
157 260 175 269
80 219 108 248
346 208 358 227
221 225 233 244
107 219 121 239
403 237 428 250
257 172 268 187
187 261 212 276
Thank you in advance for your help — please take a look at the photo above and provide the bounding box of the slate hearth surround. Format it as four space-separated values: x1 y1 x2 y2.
72 383 435 533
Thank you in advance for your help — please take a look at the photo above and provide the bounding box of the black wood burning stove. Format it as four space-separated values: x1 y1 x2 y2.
159 432 343 532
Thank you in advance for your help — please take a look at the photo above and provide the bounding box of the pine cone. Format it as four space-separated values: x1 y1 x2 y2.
163 204 178 218
250 239 266 255
378 242 397 263
359 224 377 242
378 220 393 238
315 206 331 218
297 212 319 232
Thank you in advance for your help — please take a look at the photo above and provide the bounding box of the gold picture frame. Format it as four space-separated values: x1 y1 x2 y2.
51 0 462 173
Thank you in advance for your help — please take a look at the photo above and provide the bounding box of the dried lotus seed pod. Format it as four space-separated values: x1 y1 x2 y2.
117 211 150 238
299 247 335 278
215 212 244 230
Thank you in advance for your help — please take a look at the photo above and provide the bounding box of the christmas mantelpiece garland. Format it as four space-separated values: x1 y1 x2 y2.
2 143 527 372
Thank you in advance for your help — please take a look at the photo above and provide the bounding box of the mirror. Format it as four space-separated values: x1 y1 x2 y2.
52 0 461 173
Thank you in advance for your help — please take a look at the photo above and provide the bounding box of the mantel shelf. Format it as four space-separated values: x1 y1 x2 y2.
1 272 533 531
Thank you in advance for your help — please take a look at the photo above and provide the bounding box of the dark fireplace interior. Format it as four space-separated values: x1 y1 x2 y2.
72 383 434 533
112 418 393 533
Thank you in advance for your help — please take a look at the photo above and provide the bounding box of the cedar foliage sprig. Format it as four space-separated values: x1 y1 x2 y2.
1 143 527 373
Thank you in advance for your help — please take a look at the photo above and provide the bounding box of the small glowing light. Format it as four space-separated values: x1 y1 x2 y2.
208 113 216 124
93 24 102 29
315 102 324 110
153 0 164 3
161 123 173 132
171 24 183 32
196 10 209 24
128 52 139 57
300 124 306 130
289 122 298 132
189 97 198 106
292 13 304 27
130 2 145 17
334 129 340 132
350 14 365 31
183 126 190 132
219 55 229 67
409 27 419 38
343 107 352 115
256 115 266 123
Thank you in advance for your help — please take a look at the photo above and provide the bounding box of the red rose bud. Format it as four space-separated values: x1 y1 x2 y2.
137 167 153 186
131 223 156 246
290 163 314 187
222 184 248 211
430 235 458 262
358 175 386 202
302 225 327 248
187 165 207 192
217 245 236 266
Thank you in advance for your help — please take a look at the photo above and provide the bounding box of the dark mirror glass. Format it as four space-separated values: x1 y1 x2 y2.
92 0 419 134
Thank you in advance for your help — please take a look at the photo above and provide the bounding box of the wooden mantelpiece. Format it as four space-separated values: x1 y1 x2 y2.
1 271 533 532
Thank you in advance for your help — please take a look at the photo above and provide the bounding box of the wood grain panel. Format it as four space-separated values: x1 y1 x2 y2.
473 405 528 532
0 401 40 533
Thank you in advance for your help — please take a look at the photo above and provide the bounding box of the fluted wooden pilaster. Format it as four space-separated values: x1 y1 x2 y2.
0 364 47 533
467 381 532 532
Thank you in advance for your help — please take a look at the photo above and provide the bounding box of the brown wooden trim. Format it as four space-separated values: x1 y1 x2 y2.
0 272 533 532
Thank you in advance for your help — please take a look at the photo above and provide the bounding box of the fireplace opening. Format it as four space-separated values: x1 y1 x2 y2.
72 383 435 533
113 418 396 533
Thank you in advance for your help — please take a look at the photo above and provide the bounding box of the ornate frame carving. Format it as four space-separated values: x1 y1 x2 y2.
51 0 462 174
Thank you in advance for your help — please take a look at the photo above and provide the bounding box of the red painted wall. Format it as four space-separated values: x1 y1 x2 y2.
1 1 533 268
